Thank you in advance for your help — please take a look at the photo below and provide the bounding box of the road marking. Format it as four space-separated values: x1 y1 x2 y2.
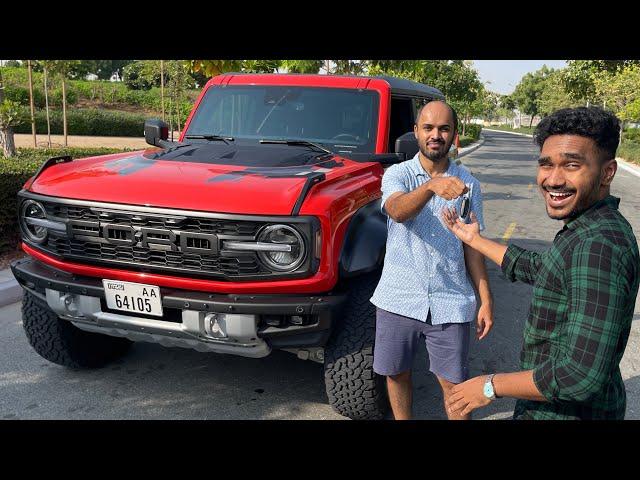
501 222 517 244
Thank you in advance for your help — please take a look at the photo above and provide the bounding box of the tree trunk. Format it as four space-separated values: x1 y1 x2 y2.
0 127 17 157
44 67 51 148
160 60 165 122
27 60 37 147
0 68 17 157
529 115 534 128
177 97 182 136
168 94 174 142
62 78 68 147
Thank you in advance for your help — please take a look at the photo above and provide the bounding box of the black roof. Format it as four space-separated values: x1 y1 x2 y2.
374 75 445 99
220 73 445 100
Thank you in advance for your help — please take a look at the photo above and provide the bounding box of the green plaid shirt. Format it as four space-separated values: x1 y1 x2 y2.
501 195 639 420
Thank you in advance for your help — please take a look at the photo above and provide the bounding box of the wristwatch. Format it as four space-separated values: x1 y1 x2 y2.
483 374 498 400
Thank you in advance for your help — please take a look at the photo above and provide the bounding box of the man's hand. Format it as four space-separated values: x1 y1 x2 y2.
426 177 468 200
442 208 481 245
446 376 493 416
476 302 493 340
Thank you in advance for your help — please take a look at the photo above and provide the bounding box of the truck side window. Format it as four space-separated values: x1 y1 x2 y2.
388 96 414 152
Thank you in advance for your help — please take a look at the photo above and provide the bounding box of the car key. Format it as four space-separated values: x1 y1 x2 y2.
458 183 473 222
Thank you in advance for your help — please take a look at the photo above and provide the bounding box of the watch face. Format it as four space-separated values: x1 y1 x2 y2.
483 381 494 398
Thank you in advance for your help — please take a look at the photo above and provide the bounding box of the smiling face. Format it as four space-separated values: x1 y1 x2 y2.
414 101 456 163
537 134 617 220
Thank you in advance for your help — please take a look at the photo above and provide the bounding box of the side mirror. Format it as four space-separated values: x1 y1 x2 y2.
394 132 418 161
144 119 169 147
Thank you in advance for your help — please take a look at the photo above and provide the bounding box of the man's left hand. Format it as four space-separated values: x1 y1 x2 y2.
476 303 493 340
446 376 493 416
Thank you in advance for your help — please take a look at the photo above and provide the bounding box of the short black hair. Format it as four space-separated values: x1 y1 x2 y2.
534 107 621 161
416 100 458 133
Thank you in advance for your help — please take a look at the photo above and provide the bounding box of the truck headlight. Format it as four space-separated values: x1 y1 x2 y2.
257 225 305 271
20 200 49 244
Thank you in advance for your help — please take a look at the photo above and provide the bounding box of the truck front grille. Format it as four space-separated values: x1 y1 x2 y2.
38 201 270 279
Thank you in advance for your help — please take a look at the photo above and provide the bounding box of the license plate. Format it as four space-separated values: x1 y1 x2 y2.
102 280 163 317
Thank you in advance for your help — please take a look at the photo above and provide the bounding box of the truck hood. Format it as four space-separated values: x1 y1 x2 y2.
27 144 356 215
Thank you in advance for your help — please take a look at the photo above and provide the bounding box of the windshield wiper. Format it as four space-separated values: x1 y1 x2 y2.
259 139 332 154
184 134 234 145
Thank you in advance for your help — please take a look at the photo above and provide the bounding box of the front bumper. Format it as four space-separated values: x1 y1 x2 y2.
11 257 347 359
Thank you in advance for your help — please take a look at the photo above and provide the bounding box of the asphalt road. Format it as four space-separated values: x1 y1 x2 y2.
1 129 639 420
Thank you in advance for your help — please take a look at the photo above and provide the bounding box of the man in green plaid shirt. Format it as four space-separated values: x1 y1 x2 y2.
441 107 639 419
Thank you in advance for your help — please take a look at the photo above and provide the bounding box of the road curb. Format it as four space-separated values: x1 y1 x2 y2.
483 128 534 138
0 275 22 308
455 135 485 165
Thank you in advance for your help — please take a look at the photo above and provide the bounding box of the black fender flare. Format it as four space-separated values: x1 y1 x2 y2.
338 199 387 278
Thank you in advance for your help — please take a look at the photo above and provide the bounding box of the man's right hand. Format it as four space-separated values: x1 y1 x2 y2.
426 176 468 200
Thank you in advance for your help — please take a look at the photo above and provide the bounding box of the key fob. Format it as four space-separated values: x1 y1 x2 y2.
458 183 473 222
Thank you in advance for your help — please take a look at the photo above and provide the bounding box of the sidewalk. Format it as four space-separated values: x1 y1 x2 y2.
15 133 149 150
0 266 22 307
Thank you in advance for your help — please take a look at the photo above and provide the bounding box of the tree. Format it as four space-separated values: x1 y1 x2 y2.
496 94 516 125
562 60 640 105
39 60 53 147
331 60 366 75
592 64 640 140
512 65 553 127
187 60 243 78
48 61 81 147
0 68 25 157
27 60 37 147
279 60 323 74
537 69 579 117
241 60 282 73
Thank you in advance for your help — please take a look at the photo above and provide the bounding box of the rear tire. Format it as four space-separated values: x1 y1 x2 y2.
324 273 389 420
22 291 132 368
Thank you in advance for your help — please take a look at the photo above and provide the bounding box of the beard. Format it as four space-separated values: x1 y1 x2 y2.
419 138 452 162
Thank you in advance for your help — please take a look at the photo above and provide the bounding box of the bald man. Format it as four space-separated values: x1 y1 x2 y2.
370 101 494 420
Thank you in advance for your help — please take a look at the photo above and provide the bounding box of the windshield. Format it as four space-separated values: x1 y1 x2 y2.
184 85 380 154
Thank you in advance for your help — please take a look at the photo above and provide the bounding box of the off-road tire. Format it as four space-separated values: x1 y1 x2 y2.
324 272 389 420
22 291 132 368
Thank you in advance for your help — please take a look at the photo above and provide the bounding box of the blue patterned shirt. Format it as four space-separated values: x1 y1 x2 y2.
370 153 485 325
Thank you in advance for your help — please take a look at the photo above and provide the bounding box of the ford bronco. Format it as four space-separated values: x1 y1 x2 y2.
11 73 446 419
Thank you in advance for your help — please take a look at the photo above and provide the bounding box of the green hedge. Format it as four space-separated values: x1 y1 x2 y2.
459 136 475 148
2 66 197 117
618 140 640 165
461 124 482 140
623 128 640 143
13 108 149 137
0 148 126 254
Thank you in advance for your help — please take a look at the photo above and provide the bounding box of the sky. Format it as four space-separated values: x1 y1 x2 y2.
472 60 568 95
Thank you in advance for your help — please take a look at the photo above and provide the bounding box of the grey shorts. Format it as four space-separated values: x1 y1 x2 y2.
373 307 470 384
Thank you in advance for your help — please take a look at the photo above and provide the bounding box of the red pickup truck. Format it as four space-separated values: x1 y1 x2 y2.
12 73 446 419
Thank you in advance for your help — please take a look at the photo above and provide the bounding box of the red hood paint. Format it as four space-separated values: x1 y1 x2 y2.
27 150 375 216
